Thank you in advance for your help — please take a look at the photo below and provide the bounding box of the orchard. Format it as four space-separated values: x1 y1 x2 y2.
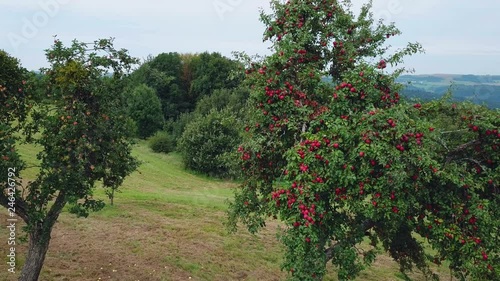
227 1 499 280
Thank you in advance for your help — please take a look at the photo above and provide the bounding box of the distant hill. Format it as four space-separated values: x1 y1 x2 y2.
321 74 500 109
397 74 500 108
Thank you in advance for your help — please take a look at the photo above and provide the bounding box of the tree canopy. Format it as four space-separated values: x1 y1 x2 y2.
1 38 140 281
127 83 165 138
129 51 244 121
227 1 499 280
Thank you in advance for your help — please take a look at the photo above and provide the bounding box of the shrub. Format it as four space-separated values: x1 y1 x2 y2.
163 111 197 142
194 87 250 117
127 84 165 138
178 109 240 177
149 131 175 154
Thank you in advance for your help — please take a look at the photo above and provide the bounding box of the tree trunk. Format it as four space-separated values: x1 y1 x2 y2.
110 189 115 206
18 192 66 281
18 227 52 281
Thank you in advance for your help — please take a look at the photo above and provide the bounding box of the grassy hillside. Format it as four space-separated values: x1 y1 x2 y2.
1 141 451 280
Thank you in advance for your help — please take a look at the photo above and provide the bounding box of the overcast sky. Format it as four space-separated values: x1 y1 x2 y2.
1 0 499 74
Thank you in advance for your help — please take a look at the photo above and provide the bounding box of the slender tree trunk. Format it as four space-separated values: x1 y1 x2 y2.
18 226 52 281
110 189 115 206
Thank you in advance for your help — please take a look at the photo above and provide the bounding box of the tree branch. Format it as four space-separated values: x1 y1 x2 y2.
440 129 468 134
46 191 66 225
445 139 480 164
324 219 375 262
0 190 30 223
324 243 338 262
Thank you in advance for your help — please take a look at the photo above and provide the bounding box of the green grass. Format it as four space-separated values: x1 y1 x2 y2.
0 139 453 281
90 141 235 211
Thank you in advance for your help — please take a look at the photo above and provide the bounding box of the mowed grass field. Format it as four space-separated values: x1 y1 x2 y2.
0 141 452 281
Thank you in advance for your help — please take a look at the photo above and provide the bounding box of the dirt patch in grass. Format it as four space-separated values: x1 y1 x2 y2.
0 149 452 281
0 204 452 281
0 202 286 281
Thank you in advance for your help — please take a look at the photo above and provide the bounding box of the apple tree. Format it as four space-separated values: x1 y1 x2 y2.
0 50 29 175
227 1 499 280
0 38 139 281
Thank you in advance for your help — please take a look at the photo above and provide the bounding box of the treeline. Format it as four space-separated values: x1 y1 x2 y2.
401 84 500 108
398 74 500 84
123 51 249 178
23 50 249 178
25 51 500 180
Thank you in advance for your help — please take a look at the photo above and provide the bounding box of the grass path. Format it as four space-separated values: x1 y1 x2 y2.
0 141 451 280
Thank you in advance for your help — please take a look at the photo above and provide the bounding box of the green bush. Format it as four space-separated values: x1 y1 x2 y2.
127 84 165 139
148 131 176 154
194 87 249 117
163 111 197 142
178 109 241 178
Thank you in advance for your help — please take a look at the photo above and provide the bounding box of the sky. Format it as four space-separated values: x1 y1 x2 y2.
1 0 499 75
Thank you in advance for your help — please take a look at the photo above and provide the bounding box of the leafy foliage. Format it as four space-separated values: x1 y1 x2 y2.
23 38 140 217
127 84 165 138
189 52 245 100
164 86 250 147
194 87 250 117
129 52 186 119
149 131 176 154
1 38 140 280
227 1 499 280
163 111 197 143
178 109 241 178
0 50 29 125
129 51 244 121
0 50 28 196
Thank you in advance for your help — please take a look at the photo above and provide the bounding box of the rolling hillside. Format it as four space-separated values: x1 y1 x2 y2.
397 74 500 108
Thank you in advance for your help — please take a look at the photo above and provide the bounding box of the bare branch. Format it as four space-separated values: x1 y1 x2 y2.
440 129 468 134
